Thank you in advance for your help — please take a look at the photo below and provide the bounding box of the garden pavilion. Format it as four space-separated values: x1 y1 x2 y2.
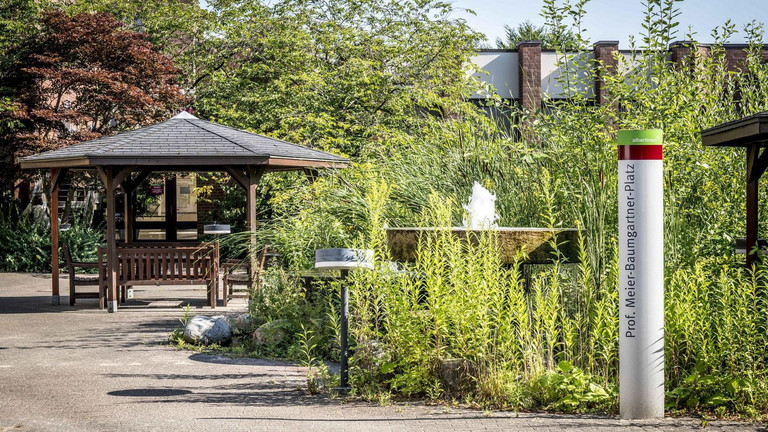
20 112 348 312
703 111 768 268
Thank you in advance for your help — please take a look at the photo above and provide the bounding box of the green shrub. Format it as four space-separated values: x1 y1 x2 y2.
532 361 616 413
0 205 102 273
246 184 768 416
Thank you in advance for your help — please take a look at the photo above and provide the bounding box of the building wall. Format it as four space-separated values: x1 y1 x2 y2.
468 41 768 109
540 51 594 99
469 51 519 99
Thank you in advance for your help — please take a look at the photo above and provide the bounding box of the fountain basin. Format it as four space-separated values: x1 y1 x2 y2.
386 227 580 264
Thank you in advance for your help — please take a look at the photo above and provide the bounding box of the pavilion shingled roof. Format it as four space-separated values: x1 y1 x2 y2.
20 112 348 169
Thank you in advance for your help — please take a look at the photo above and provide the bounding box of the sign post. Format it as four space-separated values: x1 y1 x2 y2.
618 129 664 419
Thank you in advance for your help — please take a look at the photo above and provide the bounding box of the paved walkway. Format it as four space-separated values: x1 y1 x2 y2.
0 272 765 431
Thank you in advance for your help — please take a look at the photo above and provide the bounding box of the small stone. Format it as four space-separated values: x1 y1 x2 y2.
362 339 388 361
183 315 232 345
252 319 289 347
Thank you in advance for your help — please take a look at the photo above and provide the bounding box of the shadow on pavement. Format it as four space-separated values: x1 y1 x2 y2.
187 353 299 367
109 388 193 397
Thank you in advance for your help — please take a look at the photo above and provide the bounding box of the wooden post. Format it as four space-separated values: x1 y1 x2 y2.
123 183 134 243
98 166 118 312
246 166 265 284
123 170 150 243
747 144 760 268
50 168 60 305
165 176 177 241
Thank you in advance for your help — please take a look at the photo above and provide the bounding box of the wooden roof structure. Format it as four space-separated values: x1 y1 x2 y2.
20 112 348 312
702 111 768 267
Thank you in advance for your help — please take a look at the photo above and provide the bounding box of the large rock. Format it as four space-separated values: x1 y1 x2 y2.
183 315 232 345
438 358 471 395
227 313 254 336
352 339 391 374
252 319 289 347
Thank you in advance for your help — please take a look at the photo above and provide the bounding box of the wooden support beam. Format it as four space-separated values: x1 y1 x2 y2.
50 167 68 193
100 166 119 312
747 144 760 268
123 181 134 243
224 166 248 190
112 166 136 187
749 147 768 183
246 166 266 284
96 166 108 185
123 170 151 193
165 176 177 241
121 169 149 243
50 168 61 305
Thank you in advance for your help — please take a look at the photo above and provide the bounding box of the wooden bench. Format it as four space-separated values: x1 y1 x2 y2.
221 246 278 306
221 258 252 307
63 244 104 308
99 242 219 308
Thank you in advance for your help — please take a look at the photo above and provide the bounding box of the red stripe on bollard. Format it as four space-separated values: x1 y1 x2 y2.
618 145 663 160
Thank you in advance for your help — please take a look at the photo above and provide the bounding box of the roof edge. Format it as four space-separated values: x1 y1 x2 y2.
702 112 768 147
20 154 349 170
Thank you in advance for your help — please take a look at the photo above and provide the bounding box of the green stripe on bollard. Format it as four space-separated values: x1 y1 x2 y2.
618 129 663 146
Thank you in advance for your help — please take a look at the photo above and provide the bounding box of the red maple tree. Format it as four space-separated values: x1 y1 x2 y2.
1 10 187 193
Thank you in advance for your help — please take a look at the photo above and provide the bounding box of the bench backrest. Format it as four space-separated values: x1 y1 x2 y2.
62 244 74 271
98 243 218 282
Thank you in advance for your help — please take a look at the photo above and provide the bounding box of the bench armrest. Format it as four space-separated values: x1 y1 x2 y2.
71 261 100 269
222 259 247 272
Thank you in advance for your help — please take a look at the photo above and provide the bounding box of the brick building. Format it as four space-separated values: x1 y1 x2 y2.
468 40 768 110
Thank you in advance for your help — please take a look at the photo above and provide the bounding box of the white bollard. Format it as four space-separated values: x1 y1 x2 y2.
618 129 665 419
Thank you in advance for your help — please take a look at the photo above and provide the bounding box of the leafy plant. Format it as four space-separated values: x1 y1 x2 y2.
298 324 321 394
0 204 102 273
533 361 616 413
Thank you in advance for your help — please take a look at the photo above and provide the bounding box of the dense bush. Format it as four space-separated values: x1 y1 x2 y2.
241 1 768 416
247 186 768 415
0 205 102 272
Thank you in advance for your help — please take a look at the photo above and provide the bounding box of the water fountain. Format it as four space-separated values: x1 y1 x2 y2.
386 182 579 264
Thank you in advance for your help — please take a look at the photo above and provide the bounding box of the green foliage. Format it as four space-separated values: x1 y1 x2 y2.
194 0 483 157
0 0 45 193
0 211 51 272
5 0 767 417
62 0 217 90
666 365 765 417
170 304 193 346
298 324 321 394
0 9 186 194
533 361 616 413
0 205 102 273
494 20 577 50
247 267 339 361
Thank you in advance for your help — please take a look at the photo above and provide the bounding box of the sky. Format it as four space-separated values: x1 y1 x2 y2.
451 0 768 48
